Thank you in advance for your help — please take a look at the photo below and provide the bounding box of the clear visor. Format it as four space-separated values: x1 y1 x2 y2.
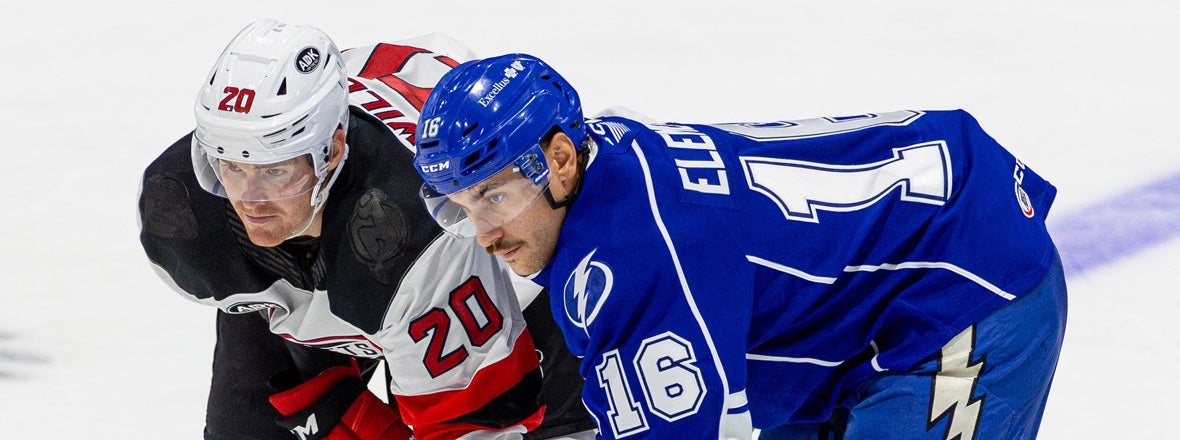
421 166 549 238
196 149 320 203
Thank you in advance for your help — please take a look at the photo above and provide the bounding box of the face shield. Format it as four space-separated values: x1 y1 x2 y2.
192 136 324 203
421 143 551 238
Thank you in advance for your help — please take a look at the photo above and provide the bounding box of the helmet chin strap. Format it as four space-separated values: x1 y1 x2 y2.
284 190 329 241
286 143 349 241
543 184 577 210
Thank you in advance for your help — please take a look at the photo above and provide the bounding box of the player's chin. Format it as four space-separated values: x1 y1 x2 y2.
506 263 536 277
244 226 288 247
505 249 548 276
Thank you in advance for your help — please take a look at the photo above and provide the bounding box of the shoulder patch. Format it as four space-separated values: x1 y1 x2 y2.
563 249 614 330
348 188 409 284
142 174 198 240
586 119 633 147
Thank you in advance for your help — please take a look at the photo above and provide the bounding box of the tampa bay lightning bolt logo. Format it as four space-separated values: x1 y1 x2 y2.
563 249 613 330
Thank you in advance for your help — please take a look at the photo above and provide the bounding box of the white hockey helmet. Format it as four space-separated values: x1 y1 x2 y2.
191 19 349 206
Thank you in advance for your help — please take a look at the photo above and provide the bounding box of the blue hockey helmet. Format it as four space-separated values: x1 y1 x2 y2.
413 53 586 196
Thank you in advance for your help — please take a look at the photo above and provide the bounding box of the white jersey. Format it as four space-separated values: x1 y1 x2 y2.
140 40 551 439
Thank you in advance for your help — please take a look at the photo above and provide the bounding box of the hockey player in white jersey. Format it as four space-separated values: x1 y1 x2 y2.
139 22 594 440
413 54 1068 439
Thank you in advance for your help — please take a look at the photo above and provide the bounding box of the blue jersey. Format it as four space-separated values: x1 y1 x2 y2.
531 110 1058 438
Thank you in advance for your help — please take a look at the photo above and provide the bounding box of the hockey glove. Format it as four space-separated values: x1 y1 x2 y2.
268 360 412 440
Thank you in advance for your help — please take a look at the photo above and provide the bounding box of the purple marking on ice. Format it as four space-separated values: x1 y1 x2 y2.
1048 172 1180 275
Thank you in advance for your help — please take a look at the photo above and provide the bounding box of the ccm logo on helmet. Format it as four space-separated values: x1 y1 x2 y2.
295 47 321 74
420 161 450 174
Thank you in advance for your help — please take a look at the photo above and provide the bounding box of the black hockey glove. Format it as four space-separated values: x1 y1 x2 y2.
268 359 412 440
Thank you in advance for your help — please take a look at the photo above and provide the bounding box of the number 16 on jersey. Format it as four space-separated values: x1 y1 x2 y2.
595 332 706 438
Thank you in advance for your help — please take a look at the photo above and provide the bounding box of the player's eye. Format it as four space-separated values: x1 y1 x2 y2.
221 161 243 173
487 193 507 205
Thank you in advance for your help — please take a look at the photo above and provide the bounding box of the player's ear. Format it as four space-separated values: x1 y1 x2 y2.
327 128 346 170
546 131 579 196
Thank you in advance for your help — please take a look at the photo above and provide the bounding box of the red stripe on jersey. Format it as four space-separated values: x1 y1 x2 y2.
374 110 405 121
353 43 439 117
396 328 543 438
376 74 431 112
436 55 459 68
356 43 429 80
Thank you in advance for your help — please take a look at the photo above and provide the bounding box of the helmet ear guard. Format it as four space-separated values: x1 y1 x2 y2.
513 142 551 186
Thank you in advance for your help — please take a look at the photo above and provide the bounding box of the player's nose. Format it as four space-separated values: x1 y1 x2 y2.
240 173 275 202
475 222 503 249
239 198 271 212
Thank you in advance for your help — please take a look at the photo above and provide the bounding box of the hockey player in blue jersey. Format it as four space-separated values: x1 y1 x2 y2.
411 53 1067 440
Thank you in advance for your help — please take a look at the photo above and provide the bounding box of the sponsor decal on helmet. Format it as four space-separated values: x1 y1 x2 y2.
295 47 321 74
226 301 283 314
477 60 526 107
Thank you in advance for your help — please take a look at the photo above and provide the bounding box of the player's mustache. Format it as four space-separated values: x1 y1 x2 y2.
486 239 524 255
234 203 283 218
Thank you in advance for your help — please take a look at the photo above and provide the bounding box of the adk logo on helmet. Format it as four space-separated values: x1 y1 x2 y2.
563 249 613 330
478 60 526 107
295 47 321 74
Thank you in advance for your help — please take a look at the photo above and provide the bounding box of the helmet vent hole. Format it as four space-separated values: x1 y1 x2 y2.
292 127 306 137
464 152 492 170
461 123 479 137
277 79 287 96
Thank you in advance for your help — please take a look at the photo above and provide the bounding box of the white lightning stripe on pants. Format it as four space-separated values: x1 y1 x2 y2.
929 325 984 440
